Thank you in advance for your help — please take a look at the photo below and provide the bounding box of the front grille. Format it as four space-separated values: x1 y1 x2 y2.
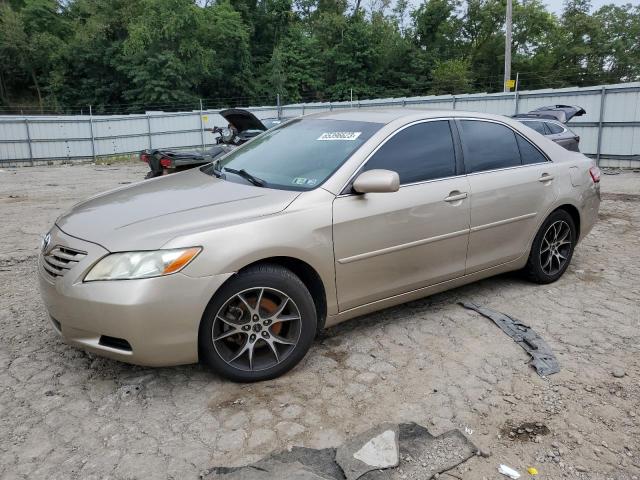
42 245 87 279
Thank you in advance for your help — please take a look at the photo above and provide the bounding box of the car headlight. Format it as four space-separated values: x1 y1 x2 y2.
84 247 201 281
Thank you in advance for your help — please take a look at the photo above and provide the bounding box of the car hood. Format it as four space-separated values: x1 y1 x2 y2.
220 108 267 132
56 169 300 252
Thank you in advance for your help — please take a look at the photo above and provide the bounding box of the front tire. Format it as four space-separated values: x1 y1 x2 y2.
199 264 317 382
524 209 577 284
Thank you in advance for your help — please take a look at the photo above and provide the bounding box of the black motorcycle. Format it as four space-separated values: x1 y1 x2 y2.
140 109 283 178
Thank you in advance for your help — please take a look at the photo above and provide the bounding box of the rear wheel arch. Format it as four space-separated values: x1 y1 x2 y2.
555 204 581 239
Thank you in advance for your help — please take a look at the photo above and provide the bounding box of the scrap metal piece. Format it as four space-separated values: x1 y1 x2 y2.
203 447 343 479
359 423 478 480
203 423 478 480
460 302 560 376
335 423 399 480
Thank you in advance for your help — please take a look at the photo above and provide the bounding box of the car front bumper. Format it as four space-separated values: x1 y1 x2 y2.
37 226 232 366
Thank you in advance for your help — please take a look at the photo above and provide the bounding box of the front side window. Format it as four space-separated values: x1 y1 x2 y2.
207 118 383 190
459 120 521 173
362 121 456 184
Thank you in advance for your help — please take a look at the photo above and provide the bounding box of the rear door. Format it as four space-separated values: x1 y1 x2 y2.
458 119 560 273
333 120 470 311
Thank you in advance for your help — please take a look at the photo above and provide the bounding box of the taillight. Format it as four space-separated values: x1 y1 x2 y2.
140 152 150 163
160 157 172 168
589 166 601 183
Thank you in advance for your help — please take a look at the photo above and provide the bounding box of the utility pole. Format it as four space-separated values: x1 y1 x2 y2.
503 0 513 92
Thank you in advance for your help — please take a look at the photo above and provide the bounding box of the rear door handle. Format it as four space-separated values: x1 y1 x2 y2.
444 192 468 202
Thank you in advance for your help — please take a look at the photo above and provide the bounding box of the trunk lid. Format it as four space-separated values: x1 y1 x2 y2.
220 109 267 132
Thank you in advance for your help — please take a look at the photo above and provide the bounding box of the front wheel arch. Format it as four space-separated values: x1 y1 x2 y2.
235 257 327 331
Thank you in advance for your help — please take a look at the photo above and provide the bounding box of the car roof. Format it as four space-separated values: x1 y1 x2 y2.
307 108 520 125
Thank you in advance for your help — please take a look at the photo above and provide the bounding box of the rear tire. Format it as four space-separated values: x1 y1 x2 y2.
199 264 317 382
524 209 577 284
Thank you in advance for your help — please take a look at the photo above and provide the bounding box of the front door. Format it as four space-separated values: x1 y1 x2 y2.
332 120 471 311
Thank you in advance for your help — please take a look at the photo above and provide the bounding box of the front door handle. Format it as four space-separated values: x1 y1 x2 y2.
444 192 468 202
538 173 554 183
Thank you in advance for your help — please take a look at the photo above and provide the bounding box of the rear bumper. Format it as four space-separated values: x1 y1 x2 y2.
37 226 232 366
578 183 600 242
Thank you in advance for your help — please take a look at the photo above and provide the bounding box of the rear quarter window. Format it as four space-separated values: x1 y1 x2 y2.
516 135 548 165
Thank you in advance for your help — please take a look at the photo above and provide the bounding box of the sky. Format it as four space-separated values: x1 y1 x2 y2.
543 0 639 14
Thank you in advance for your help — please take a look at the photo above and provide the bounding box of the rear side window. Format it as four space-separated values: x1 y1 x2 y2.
363 121 456 184
516 135 547 165
459 120 521 173
546 122 564 134
522 121 546 135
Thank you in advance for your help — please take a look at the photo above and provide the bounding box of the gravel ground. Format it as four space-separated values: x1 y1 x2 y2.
1 163 638 480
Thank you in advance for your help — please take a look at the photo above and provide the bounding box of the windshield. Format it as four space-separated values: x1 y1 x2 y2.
206 118 383 191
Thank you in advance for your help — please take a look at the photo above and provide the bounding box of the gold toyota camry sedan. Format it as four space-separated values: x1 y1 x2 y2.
38 109 600 381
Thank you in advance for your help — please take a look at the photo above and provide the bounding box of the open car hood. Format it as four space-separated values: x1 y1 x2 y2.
220 109 267 132
513 105 586 123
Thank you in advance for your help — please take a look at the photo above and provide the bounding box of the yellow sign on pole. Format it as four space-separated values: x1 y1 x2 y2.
202 115 208 122
505 79 515 89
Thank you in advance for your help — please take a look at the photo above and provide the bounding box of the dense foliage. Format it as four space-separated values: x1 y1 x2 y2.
0 0 638 113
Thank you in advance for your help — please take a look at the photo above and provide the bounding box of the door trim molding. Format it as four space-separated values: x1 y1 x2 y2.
470 212 537 233
337 228 469 264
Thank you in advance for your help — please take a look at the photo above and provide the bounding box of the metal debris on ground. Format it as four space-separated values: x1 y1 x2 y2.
460 302 560 376
336 423 399 479
201 423 478 480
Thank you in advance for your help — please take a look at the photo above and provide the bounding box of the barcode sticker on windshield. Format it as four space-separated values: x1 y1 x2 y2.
317 132 362 141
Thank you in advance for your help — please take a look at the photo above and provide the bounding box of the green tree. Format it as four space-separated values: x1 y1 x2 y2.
430 59 473 94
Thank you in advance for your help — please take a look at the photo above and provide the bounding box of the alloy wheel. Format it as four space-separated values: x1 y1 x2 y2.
212 287 302 372
540 220 572 276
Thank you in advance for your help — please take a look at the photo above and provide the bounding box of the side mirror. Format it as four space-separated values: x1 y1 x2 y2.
352 169 400 194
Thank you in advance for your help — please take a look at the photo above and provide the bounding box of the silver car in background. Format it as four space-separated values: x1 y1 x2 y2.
38 109 601 382
514 105 586 152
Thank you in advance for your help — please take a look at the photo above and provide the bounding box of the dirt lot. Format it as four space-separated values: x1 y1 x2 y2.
1 163 638 479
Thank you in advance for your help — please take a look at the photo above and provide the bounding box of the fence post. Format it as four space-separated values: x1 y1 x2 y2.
514 91 520 115
146 112 152 149
88 105 96 162
302 103 305 116
24 118 34 166
276 94 281 120
596 86 606 165
199 99 205 149
452 96 457 110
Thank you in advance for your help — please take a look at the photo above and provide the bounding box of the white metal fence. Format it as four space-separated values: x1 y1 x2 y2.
1 82 639 167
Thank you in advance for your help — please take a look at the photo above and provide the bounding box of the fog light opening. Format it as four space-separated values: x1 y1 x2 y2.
99 335 132 352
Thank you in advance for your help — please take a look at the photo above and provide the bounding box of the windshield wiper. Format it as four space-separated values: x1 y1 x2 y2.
212 159 223 178
223 167 266 187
